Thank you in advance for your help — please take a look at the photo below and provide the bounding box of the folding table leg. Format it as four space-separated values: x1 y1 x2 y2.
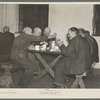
71 76 85 88
33 55 62 81
71 77 81 88
79 79 85 88
34 53 54 78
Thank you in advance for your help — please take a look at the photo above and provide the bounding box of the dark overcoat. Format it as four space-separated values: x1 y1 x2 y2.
0 31 14 62
2 31 15 54
85 36 99 63
10 33 48 69
10 33 48 84
58 35 92 75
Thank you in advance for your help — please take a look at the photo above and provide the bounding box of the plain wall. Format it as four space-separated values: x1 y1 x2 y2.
49 4 93 45
0 4 19 33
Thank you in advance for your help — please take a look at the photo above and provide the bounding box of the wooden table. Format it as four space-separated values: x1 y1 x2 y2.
27 49 62 81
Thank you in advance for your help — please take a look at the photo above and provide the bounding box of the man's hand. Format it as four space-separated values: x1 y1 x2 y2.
56 39 64 47
49 33 57 38
58 41 64 47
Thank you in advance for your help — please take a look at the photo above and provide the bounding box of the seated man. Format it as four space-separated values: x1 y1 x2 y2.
0 26 15 62
43 27 51 37
29 27 43 72
54 27 92 88
79 28 99 67
43 27 57 39
85 30 99 65
10 27 48 86
33 27 42 36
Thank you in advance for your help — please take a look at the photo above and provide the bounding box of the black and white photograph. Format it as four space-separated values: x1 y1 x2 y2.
0 2 100 92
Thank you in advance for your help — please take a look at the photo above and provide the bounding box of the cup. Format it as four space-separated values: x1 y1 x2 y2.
50 41 55 49
35 45 40 50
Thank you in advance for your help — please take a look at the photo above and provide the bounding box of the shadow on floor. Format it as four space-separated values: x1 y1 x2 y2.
1 68 100 88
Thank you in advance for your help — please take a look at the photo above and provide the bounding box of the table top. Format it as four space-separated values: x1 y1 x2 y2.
27 49 62 55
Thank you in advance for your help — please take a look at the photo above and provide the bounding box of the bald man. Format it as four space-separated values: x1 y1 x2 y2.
10 27 48 86
33 27 42 36
43 27 51 37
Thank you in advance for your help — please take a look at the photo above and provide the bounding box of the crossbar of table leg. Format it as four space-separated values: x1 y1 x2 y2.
79 79 85 88
33 55 62 81
71 77 81 88
34 53 54 78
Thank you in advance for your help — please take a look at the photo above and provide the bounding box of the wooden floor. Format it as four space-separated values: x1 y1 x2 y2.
10 68 100 88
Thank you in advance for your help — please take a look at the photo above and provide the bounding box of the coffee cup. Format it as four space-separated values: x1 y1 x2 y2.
35 45 40 50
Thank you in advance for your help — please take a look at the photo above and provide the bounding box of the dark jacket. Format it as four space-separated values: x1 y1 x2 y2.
2 31 15 54
0 31 14 62
10 33 48 61
59 35 92 75
0 32 3 54
84 36 99 63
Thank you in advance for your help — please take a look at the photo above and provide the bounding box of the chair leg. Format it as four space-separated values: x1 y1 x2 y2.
11 80 15 88
79 78 85 88
71 77 81 88
71 76 85 88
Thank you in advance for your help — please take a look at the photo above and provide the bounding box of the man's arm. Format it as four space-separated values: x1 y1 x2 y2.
59 39 76 57
28 35 48 42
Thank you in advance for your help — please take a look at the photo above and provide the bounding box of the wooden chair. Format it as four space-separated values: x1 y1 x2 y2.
0 62 15 88
71 72 87 88
71 63 95 88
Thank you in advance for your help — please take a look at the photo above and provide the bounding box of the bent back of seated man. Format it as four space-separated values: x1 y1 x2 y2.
10 27 48 86
54 27 92 88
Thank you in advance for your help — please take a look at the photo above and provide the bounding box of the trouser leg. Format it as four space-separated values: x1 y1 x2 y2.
28 53 41 72
54 57 70 88
20 67 36 85
54 64 66 87
14 57 39 86
19 66 38 86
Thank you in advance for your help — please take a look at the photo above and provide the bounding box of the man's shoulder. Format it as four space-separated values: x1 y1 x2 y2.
72 35 83 42
85 36 96 43
13 35 22 43
77 35 86 41
4 31 14 37
72 35 86 45
8 32 14 36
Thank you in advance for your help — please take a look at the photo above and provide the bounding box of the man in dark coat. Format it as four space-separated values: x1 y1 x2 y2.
10 27 48 86
54 27 92 87
79 28 99 67
84 31 99 64
0 26 14 62
0 32 3 55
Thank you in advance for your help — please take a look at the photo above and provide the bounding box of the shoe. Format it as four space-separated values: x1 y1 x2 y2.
54 82 67 88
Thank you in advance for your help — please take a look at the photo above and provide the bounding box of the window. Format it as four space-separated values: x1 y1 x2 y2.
19 4 49 33
93 5 100 36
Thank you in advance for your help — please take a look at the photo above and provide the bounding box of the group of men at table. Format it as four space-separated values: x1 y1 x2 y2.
0 25 99 88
